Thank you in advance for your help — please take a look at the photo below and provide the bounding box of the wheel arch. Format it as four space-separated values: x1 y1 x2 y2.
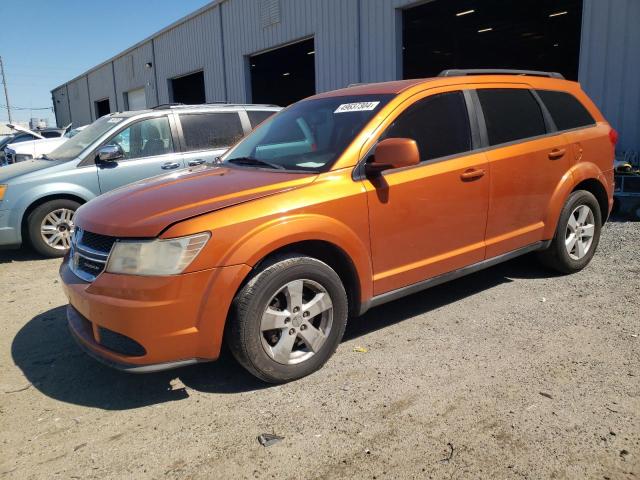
21 193 87 243
543 163 611 238
252 240 363 317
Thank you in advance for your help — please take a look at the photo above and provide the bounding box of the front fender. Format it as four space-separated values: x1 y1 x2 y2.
542 162 608 239
8 183 97 239
218 214 374 304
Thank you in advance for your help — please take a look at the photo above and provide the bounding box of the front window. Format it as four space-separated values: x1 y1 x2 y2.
223 94 393 172
46 116 125 161
109 117 174 159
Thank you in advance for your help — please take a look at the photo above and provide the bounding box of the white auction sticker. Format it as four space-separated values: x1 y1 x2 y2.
334 101 380 113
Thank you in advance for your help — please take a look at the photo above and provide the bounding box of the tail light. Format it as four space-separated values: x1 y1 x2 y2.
609 128 619 145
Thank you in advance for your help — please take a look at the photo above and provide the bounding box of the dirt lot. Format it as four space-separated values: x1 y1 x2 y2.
1 221 638 480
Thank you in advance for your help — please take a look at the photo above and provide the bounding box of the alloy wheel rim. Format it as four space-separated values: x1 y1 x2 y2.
260 279 333 365
565 204 595 260
40 208 75 250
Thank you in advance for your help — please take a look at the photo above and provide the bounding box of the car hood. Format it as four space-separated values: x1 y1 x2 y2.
0 159 56 182
75 165 317 237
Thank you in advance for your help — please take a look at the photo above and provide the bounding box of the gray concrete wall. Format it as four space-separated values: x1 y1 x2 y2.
112 41 157 110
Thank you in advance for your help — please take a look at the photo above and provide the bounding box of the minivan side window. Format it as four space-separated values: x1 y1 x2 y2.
536 90 595 131
383 91 472 162
180 112 244 151
110 116 174 159
247 110 276 128
477 89 546 146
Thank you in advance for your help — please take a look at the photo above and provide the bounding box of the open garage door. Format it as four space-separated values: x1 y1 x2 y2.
94 99 110 119
170 71 206 104
403 0 583 80
250 38 316 106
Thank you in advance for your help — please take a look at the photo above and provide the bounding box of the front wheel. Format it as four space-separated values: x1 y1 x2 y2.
538 190 602 274
27 199 80 258
226 254 348 383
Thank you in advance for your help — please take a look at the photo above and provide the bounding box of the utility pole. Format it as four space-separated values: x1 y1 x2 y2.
0 56 12 123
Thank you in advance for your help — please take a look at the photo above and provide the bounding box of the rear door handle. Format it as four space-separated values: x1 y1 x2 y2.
188 159 205 167
161 162 180 170
548 148 566 160
460 168 485 181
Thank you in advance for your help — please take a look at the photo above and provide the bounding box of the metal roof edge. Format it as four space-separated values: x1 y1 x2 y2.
51 0 226 93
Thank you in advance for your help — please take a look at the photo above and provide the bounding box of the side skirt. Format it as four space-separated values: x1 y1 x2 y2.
359 240 551 315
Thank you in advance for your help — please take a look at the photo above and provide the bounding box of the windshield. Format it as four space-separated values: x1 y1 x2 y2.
223 94 393 172
46 116 125 161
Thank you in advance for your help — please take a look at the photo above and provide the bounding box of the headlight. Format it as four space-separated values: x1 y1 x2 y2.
105 232 210 276
0 184 6 200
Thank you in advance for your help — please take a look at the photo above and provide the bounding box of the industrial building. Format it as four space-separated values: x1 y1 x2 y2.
51 0 639 153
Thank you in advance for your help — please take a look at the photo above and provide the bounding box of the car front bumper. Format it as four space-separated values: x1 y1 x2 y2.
0 209 21 248
60 259 251 371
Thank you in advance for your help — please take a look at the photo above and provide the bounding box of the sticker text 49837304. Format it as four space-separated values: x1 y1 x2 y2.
334 102 380 113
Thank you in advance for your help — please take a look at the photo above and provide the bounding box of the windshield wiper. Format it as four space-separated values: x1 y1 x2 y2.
226 157 284 170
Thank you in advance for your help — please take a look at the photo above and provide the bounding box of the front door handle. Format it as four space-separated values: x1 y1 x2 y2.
161 162 180 170
188 159 205 167
548 148 566 160
460 168 485 181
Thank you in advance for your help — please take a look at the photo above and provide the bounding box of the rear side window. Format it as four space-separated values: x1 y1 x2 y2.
536 90 595 131
383 91 472 162
477 89 546 146
247 110 276 128
180 112 244 151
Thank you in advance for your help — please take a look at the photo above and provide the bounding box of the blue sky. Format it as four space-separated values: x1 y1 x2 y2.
0 0 211 126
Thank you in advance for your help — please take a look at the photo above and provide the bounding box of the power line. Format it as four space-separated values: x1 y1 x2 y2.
0 104 52 111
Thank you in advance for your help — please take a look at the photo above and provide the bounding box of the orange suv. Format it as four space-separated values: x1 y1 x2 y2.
60 70 616 382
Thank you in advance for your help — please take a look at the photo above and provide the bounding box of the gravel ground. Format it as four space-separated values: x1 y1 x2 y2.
1 220 638 480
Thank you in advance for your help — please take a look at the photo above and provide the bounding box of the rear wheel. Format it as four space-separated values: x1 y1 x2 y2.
538 190 602 273
27 199 80 258
226 254 348 383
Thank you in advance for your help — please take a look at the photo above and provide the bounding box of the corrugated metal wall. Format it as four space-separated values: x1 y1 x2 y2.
153 7 226 104
579 0 640 153
66 77 91 127
51 0 639 153
51 87 71 127
112 41 156 110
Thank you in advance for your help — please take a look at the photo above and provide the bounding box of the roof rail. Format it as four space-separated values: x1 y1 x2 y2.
151 103 185 110
438 69 565 79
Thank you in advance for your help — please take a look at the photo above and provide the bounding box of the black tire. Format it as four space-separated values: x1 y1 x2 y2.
538 190 602 274
27 199 80 258
226 254 348 383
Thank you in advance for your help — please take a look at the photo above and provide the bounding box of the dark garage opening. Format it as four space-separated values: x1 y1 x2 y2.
250 38 316 106
94 99 110 118
170 71 206 104
403 0 583 80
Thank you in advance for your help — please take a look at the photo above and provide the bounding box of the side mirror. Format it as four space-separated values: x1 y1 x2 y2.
97 144 123 162
365 138 420 175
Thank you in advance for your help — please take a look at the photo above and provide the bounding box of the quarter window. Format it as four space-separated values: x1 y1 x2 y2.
110 116 174 159
247 110 276 128
383 91 472 162
536 90 595 131
180 112 244 151
477 89 547 146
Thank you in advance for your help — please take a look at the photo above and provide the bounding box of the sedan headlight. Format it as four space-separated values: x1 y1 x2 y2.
105 232 210 276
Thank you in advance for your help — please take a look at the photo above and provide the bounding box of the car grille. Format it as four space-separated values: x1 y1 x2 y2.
69 228 117 282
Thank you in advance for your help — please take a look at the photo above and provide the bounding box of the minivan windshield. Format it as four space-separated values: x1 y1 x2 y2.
46 116 125 161
223 94 393 172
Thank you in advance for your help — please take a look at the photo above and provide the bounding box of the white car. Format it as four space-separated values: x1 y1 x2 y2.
5 125 86 163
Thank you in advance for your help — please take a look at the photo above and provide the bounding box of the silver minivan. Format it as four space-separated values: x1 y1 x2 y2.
0 104 280 257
